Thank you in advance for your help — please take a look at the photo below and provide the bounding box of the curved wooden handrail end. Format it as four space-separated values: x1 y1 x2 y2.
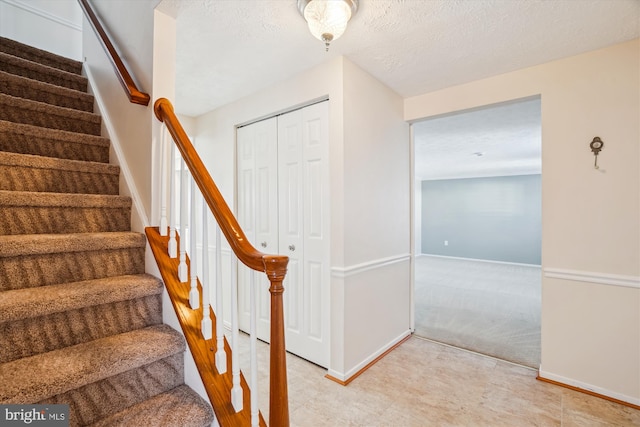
154 97 169 122
132 90 151 106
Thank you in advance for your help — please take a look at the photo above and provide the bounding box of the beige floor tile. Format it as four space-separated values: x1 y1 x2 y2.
561 389 640 427
233 334 638 427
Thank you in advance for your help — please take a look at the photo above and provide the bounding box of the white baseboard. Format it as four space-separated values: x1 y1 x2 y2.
538 369 640 406
84 63 150 230
327 329 411 382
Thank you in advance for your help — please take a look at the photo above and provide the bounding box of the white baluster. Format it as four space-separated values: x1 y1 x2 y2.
215 224 227 374
230 256 243 412
189 176 200 309
168 143 177 258
250 270 258 427
201 203 212 339
159 124 168 236
178 158 188 282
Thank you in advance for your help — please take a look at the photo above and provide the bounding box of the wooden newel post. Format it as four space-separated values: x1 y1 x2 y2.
264 256 289 427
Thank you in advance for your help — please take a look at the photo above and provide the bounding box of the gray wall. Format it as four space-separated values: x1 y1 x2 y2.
421 174 541 264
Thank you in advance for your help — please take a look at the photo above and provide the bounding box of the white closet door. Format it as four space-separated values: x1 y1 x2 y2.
237 117 278 339
278 102 329 367
236 102 329 368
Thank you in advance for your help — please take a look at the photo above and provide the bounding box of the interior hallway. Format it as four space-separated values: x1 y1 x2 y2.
236 334 638 426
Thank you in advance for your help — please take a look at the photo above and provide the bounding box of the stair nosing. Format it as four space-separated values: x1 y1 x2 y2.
0 232 146 258
0 120 110 149
0 92 100 124
0 274 162 323
0 190 131 208
0 51 86 86
0 70 94 108
0 36 83 73
0 151 119 175
0 325 185 404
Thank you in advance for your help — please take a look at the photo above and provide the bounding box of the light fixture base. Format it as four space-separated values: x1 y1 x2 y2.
297 0 359 17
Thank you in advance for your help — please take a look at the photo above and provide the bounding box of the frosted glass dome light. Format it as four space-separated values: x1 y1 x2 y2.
298 0 358 51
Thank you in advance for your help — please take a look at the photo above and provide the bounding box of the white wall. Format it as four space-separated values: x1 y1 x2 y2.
405 39 640 404
82 0 162 225
0 0 82 60
336 59 411 378
195 56 411 381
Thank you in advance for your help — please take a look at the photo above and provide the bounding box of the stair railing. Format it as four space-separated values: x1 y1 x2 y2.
79 0 288 422
78 0 150 106
153 98 290 427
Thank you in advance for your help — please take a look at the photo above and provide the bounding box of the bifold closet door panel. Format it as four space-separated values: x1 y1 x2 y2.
237 117 277 339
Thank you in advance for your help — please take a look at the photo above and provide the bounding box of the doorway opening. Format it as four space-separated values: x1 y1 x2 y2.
412 97 542 368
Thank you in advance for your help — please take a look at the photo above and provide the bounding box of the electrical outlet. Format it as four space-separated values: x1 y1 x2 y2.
444 240 448 246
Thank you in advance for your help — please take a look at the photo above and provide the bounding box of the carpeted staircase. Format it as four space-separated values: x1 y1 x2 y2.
0 37 214 426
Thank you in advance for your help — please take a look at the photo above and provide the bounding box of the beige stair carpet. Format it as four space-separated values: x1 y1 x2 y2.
0 36 213 426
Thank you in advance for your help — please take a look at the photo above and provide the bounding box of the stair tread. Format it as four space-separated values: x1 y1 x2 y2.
0 274 162 323
87 385 214 427
0 324 185 404
0 232 146 258
0 70 94 112
0 190 130 208
0 93 100 132
0 51 86 88
0 36 83 74
0 150 118 175
0 119 110 149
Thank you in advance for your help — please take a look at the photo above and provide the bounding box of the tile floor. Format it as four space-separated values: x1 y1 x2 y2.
240 335 639 426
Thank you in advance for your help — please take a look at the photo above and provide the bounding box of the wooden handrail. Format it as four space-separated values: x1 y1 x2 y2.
154 98 290 427
78 0 150 106
154 98 288 276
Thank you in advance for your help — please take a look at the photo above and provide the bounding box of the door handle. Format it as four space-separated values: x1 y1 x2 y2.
289 244 296 251
261 241 267 248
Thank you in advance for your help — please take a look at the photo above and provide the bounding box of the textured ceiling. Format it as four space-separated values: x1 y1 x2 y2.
164 0 640 117
162 0 637 180
413 98 541 180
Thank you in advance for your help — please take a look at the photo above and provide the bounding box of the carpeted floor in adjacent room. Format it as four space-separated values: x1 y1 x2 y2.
413 255 541 368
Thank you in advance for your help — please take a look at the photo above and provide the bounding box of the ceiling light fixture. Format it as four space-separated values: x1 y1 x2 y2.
298 0 358 51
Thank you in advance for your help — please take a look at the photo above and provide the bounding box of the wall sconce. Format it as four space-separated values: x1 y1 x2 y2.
590 136 604 169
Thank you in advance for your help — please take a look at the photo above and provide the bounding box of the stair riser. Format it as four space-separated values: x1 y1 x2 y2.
0 103 101 135
0 247 145 291
0 294 162 363
0 61 87 92
0 205 131 235
0 77 94 112
0 38 82 74
0 164 119 195
38 354 184 427
0 130 109 163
